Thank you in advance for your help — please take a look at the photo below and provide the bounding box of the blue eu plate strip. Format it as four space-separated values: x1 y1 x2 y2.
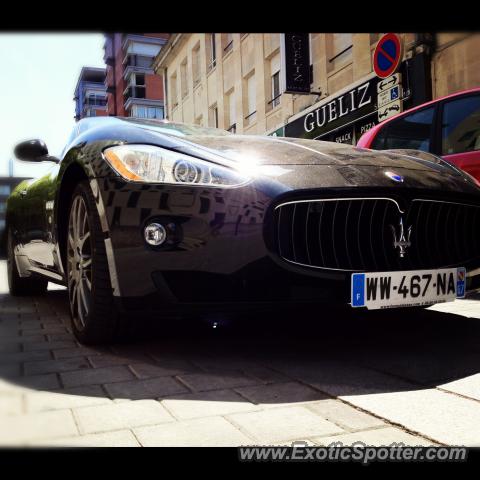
351 273 365 307
456 267 466 298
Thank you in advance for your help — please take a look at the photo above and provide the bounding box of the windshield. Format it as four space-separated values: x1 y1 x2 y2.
121 118 232 138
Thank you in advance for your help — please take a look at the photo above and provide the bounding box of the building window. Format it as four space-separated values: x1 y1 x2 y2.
170 71 178 108
192 43 201 87
271 72 280 108
131 73 145 87
206 33 217 72
328 34 353 70
127 73 146 99
0 202 6 213
244 71 256 125
0 185 10 195
131 105 164 119
180 58 188 99
209 104 219 128
223 33 233 55
226 89 236 132
268 52 281 110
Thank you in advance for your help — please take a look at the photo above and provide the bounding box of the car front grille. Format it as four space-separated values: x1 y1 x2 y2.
274 197 480 271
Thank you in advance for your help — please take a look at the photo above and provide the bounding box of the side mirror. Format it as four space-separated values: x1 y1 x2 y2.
14 139 59 163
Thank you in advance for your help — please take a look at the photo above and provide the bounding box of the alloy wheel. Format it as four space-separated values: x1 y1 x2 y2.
67 195 93 330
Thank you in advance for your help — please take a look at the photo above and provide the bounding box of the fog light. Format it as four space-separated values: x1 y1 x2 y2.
144 223 167 246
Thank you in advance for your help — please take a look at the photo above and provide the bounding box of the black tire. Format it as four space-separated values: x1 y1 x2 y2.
7 228 48 296
67 181 128 345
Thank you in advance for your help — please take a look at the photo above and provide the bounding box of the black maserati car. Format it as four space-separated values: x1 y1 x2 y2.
6 117 480 343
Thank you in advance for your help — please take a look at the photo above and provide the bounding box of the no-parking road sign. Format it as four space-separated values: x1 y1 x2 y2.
373 33 403 79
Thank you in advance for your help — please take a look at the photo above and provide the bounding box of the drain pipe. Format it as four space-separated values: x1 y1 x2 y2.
406 33 435 106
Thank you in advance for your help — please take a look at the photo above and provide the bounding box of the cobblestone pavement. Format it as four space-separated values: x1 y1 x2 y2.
1 259 480 447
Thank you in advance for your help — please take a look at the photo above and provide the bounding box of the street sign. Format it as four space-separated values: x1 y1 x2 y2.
377 84 402 108
378 99 403 122
377 73 402 93
373 33 403 79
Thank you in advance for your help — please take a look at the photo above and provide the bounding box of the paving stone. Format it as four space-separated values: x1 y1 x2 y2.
134 416 253 446
245 366 291 384
60 366 134 388
52 346 103 359
87 354 149 369
22 340 77 352
189 355 260 373
17 373 61 391
19 326 67 336
74 399 174 434
162 389 260 420
343 388 480 446
129 361 193 379
0 394 24 415
227 406 344 443
0 363 21 380
46 333 75 342
439 373 480 401
312 427 435 447
0 350 52 364
305 399 386 431
19 335 48 345
24 357 90 376
25 387 111 412
236 382 327 408
0 343 20 354
19 319 42 328
178 371 261 392
0 409 78 445
104 376 189 400
277 439 318 447
32 429 140 447
359 351 480 385
268 360 416 397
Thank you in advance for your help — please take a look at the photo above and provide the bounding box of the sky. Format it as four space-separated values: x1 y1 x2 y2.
0 34 105 178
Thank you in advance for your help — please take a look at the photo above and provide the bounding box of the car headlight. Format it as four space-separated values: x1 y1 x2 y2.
103 144 250 187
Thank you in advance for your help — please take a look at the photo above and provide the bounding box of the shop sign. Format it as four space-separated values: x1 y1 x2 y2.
280 33 311 94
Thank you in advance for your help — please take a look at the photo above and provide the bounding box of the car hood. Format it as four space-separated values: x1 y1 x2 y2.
171 134 450 173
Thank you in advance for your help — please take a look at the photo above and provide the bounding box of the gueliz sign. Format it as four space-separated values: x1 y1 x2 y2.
284 61 412 144
280 33 311 94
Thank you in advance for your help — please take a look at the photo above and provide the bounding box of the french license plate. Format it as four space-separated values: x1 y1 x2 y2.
351 267 466 310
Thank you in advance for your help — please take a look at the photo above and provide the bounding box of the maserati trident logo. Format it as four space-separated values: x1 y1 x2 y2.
390 217 412 258
385 171 404 183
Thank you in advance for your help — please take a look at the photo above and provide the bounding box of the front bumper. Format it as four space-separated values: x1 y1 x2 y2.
98 176 480 311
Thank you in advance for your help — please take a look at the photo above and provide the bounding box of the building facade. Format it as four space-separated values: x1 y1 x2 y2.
73 67 107 121
154 33 480 144
103 33 169 119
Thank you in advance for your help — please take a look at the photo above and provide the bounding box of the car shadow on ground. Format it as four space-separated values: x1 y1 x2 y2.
1 287 480 406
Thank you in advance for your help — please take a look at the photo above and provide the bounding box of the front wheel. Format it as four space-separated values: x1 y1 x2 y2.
67 181 127 344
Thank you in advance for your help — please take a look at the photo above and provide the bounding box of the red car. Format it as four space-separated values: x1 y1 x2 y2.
357 88 480 181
